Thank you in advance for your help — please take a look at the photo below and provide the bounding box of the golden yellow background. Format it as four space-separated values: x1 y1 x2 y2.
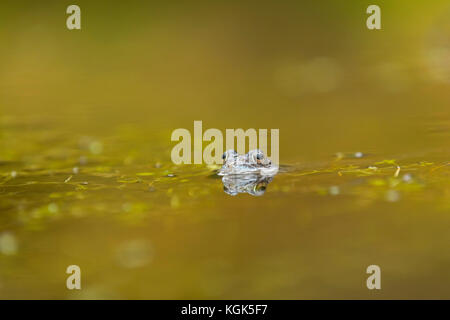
0 0 449 298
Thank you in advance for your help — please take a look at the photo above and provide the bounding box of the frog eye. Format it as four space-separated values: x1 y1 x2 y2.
222 152 227 160
256 153 263 160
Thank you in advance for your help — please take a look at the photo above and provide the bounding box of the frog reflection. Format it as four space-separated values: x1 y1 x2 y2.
218 149 278 196
221 173 274 196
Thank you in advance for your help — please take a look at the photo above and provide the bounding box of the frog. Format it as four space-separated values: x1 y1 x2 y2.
218 149 278 176
217 149 278 196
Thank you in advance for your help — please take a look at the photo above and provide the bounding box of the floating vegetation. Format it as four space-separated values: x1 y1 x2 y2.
117 177 141 184
136 172 155 176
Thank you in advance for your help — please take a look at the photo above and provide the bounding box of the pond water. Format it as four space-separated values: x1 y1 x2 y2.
0 1 449 299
